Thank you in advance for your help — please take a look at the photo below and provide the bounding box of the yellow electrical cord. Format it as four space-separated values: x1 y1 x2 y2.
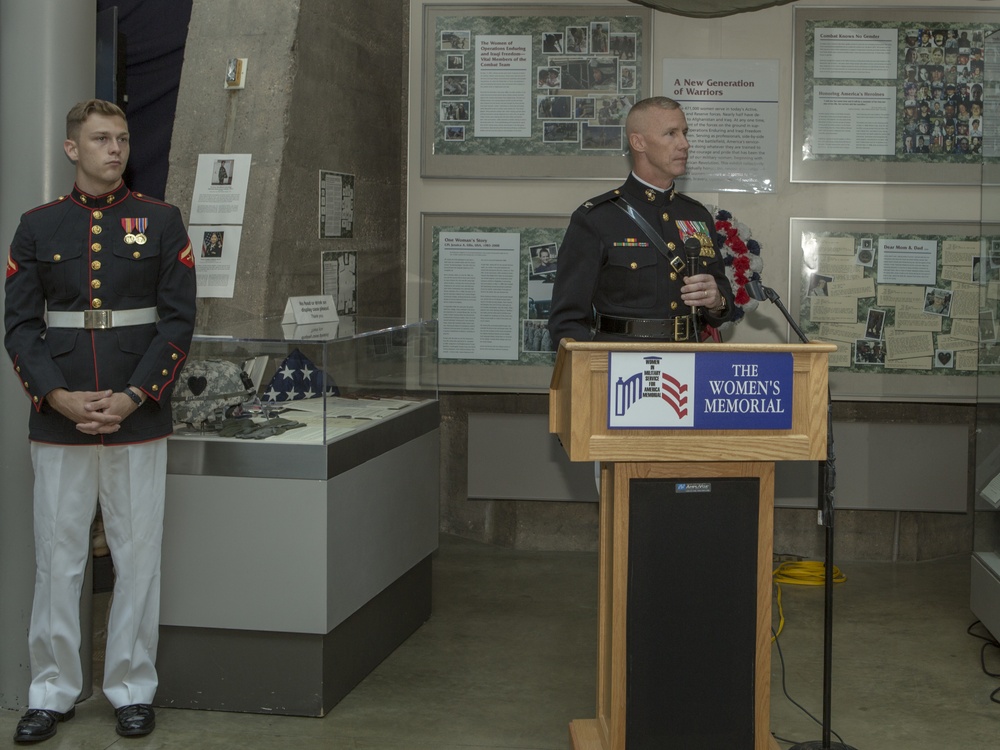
774 560 847 586
771 560 847 641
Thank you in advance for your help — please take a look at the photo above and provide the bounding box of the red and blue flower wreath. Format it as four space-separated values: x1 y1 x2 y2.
712 208 763 325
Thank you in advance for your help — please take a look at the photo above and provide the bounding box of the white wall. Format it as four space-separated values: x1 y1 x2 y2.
405 0 995 344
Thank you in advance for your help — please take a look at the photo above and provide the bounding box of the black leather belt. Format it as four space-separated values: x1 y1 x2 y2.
595 312 695 341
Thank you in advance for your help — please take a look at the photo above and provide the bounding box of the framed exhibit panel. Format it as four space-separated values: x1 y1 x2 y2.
421 4 651 178
790 217 984 402
419 212 570 391
792 6 1000 184
979 216 1000 405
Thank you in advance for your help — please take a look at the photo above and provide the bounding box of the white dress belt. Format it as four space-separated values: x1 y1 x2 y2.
46 307 158 330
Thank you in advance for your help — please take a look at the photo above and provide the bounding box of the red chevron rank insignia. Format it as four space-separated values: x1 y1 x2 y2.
178 243 194 268
6 252 18 278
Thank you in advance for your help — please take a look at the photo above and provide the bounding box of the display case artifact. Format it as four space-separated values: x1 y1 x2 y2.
166 317 439 479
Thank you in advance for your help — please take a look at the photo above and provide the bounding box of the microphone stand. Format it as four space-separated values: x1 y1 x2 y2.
746 281 857 750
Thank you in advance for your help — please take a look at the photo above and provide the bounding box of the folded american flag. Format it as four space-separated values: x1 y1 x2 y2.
260 348 339 402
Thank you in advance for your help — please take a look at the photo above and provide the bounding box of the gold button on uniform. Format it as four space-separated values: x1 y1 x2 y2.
670 272 678 281
93 210 103 219
92 243 102 252
662 213 669 221
161 369 169 376
92 225 102 235
630 262 638 270
92 298 103 309
667 242 676 250
670 301 678 310
151 384 159 392
133 251 141 259
53 254 61 261
33 395 39 403
91 279 101 289
171 353 178 360
92 261 101 270
23 381 29 388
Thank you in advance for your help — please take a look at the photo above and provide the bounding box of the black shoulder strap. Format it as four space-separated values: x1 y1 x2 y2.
612 196 686 274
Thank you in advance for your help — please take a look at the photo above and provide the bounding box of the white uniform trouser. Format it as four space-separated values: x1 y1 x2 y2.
27 440 167 712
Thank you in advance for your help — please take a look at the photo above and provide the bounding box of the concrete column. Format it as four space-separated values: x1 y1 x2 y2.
0 0 97 710
167 0 406 328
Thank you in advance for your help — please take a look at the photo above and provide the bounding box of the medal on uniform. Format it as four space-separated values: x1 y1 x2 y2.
675 220 715 257
134 218 148 245
121 218 136 244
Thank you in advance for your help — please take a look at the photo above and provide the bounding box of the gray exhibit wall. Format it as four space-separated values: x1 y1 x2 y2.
0 0 98 710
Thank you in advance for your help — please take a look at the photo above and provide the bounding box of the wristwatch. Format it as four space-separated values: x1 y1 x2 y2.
122 387 143 406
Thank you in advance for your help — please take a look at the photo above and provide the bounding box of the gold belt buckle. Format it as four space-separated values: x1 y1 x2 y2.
673 315 691 342
83 309 112 329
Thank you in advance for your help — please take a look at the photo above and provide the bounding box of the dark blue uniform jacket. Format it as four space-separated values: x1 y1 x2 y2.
548 173 734 345
5 183 196 445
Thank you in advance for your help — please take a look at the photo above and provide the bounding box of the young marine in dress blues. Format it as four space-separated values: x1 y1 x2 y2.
4 99 196 744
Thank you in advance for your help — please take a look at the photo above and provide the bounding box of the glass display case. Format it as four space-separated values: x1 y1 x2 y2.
157 318 440 716
167 317 438 479
171 317 438 442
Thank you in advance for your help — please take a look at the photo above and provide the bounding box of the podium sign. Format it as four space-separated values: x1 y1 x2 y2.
550 340 836 750
607 351 794 430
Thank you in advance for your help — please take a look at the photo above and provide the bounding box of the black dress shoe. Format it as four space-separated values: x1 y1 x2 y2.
13 707 75 744
115 703 155 737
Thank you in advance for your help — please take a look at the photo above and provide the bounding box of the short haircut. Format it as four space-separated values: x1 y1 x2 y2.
625 96 681 139
66 99 127 140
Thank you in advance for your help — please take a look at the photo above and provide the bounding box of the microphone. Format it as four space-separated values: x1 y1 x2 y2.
683 236 702 279
745 279 811 344
683 237 702 340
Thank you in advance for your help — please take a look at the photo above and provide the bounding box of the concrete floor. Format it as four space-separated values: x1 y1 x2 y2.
1 534 998 749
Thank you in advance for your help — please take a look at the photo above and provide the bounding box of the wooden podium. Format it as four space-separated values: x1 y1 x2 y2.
549 340 836 750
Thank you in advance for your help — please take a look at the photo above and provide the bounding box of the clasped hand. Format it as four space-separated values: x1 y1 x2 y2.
46 388 138 435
